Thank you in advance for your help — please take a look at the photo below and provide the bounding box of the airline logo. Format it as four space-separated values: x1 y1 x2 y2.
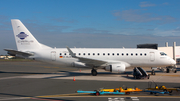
60 56 63 58
16 32 28 40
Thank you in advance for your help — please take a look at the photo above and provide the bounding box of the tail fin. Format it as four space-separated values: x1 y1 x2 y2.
11 19 51 51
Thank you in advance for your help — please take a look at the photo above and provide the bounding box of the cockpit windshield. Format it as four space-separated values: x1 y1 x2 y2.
160 52 167 56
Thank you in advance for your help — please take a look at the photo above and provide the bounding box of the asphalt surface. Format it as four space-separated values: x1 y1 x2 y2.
0 61 180 101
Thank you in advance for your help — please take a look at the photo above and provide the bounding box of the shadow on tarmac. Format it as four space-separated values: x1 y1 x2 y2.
43 71 134 79
0 71 52 74
0 93 73 101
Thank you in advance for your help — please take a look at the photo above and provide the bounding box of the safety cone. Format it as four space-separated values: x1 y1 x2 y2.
73 76 76 81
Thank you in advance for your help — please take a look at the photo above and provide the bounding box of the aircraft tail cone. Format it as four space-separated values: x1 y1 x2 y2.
73 76 76 81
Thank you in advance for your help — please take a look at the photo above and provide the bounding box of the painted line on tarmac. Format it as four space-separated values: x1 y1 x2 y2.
34 93 180 98
155 74 180 77
1 94 179 101
0 97 31 101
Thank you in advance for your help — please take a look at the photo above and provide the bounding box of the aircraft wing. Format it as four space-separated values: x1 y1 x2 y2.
67 47 106 67
4 49 34 57
76 57 107 67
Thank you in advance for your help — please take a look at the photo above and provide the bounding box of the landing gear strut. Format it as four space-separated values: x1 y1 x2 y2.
166 66 177 73
91 69 97 76
151 69 155 75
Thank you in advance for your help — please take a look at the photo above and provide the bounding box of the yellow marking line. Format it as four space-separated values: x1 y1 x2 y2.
155 74 180 77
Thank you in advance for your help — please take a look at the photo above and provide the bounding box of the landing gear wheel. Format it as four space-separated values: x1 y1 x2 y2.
148 75 150 79
167 68 169 73
174 70 177 73
151 70 155 75
95 91 100 96
91 69 97 76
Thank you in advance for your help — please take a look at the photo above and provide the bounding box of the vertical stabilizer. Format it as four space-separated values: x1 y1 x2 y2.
11 19 42 51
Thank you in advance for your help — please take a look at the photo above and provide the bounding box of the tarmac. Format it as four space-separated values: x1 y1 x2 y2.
0 61 180 101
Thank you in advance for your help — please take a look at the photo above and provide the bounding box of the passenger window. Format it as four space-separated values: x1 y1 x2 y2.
117 53 119 56
64 53 66 55
112 53 114 55
97 53 100 55
108 53 110 55
60 53 62 55
136 53 138 56
103 53 105 55
83 53 85 55
88 53 90 55
144 53 147 56
79 53 81 55
93 53 95 55
122 53 124 56
140 53 142 56
131 53 133 56
126 53 128 56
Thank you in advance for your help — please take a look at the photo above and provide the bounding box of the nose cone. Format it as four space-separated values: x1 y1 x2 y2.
171 59 176 65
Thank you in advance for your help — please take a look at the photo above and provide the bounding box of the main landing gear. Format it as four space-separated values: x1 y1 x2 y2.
91 69 97 76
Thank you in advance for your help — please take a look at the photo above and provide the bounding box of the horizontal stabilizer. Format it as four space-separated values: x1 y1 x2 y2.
4 49 34 57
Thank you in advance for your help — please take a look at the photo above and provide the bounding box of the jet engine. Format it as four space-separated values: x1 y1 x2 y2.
105 64 126 72
72 62 87 67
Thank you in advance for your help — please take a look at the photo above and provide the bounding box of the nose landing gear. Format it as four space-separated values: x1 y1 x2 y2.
166 66 177 73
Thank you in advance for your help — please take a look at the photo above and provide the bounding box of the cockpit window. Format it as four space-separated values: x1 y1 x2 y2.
160 52 167 56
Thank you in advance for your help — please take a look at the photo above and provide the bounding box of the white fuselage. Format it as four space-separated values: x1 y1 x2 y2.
29 48 175 69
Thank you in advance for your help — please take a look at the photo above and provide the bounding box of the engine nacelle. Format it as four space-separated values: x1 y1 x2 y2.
105 64 126 72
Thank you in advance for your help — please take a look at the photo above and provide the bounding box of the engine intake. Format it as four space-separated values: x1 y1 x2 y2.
105 64 126 72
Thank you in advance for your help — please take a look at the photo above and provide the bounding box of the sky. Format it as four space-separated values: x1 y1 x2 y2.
0 0 180 55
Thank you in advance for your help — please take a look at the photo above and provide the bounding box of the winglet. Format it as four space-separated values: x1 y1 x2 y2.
66 46 76 57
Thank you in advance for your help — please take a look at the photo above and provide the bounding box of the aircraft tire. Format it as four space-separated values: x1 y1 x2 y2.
167 68 169 73
91 69 97 76
95 91 100 96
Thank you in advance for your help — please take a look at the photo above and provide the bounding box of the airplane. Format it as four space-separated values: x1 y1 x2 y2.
4 19 177 76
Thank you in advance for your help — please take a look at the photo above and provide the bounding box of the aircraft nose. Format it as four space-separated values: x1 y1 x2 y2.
171 59 176 65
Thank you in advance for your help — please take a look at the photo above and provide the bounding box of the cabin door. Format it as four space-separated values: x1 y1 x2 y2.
150 52 155 61
51 51 56 61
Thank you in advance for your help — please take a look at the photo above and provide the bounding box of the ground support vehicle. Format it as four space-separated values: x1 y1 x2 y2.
146 85 180 93
144 90 169 94
146 81 180 94
114 87 142 94
133 67 150 79
76 86 142 95
76 90 125 96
